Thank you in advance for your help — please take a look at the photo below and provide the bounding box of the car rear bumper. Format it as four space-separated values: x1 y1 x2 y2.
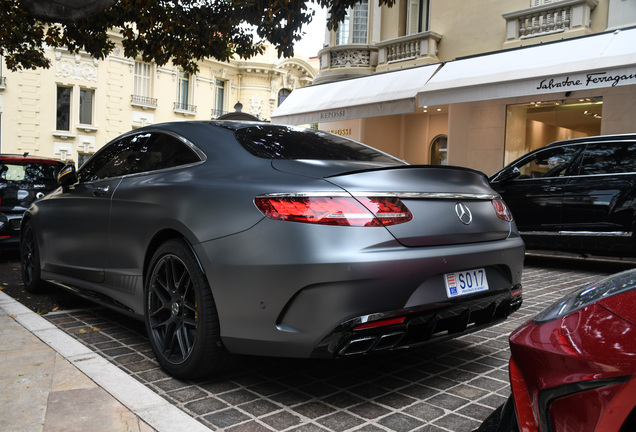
312 287 522 357
195 221 525 358
0 212 22 245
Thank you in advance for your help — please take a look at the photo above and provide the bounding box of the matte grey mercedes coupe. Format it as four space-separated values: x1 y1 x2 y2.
21 121 524 379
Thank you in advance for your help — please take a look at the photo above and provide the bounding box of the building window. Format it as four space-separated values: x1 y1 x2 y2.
336 10 350 45
78 152 92 168
351 0 369 43
214 79 225 117
0 56 5 88
336 0 369 45
407 0 429 34
430 135 447 165
176 71 191 111
278 89 291 106
131 61 158 108
79 89 94 125
134 61 152 99
56 86 72 131
504 97 603 164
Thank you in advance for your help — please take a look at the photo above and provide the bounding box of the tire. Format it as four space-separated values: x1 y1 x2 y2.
145 239 230 379
20 221 48 294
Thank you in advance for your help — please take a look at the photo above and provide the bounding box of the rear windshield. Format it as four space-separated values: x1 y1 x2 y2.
0 162 62 184
234 125 403 163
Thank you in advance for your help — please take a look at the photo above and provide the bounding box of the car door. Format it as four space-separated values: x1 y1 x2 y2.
490 144 581 250
40 133 150 283
561 141 636 254
105 131 203 280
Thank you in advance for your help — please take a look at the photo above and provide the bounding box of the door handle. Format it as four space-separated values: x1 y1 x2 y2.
92 185 110 197
544 187 561 192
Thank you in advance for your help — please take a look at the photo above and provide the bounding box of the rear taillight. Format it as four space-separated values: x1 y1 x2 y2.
254 195 413 227
492 198 514 221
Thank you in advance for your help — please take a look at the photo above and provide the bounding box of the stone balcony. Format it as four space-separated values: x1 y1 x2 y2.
376 31 442 72
314 31 442 83
503 0 598 48
313 44 378 84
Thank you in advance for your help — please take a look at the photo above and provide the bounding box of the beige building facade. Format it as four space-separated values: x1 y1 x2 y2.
0 38 317 165
273 0 636 175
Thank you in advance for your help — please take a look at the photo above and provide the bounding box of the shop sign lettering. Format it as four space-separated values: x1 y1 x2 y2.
320 110 346 120
327 128 352 136
536 76 582 90
585 71 636 87
537 70 636 91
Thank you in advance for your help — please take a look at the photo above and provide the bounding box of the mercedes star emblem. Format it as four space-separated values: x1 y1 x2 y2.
455 202 473 225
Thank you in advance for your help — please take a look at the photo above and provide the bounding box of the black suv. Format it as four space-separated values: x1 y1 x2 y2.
0 154 64 248
490 134 636 257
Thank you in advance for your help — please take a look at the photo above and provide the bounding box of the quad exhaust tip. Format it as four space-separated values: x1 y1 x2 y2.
338 331 406 356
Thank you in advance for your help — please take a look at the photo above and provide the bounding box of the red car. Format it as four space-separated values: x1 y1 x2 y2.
0 154 64 247
481 269 636 432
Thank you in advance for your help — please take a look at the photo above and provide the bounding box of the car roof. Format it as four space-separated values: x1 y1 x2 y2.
142 120 301 133
0 154 65 164
545 133 636 148
130 121 328 160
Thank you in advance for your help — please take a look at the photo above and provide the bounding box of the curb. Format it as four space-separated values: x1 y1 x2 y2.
0 290 211 432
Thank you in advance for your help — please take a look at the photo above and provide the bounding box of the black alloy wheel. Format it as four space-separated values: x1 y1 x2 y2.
145 239 229 379
21 221 47 294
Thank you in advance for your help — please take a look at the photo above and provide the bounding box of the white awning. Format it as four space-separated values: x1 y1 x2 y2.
418 28 636 106
272 64 441 125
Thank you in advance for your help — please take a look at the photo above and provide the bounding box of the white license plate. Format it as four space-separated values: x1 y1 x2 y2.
444 268 489 298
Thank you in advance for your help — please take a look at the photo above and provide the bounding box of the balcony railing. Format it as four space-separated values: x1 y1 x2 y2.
376 31 442 66
130 94 157 109
173 102 197 114
503 0 598 42
519 7 571 38
314 44 378 84
328 45 377 69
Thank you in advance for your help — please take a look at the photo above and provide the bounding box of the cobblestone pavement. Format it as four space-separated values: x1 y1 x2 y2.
42 257 633 432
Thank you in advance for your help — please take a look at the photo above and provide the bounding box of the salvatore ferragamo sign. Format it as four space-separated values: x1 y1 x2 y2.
536 68 636 92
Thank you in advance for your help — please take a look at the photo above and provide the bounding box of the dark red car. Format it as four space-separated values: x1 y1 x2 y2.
480 269 636 432
0 154 64 247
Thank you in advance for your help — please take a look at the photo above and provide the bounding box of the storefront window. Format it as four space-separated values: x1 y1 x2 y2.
504 97 602 164
430 135 447 165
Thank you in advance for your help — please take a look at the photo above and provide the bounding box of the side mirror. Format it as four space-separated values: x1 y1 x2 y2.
491 166 520 183
57 164 78 188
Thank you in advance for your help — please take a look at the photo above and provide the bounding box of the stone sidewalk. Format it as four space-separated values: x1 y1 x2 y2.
0 291 208 432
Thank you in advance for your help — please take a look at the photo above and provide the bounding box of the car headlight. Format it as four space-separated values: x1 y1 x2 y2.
534 269 636 324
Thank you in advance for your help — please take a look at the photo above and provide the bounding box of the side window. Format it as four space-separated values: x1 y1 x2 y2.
79 133 150 182
578 143 636 175
515 145 580 179
129 133 201 174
